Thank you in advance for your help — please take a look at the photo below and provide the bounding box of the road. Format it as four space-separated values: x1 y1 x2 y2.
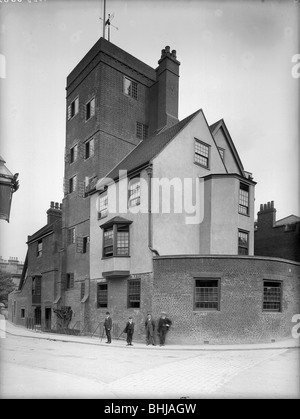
0 332 299 399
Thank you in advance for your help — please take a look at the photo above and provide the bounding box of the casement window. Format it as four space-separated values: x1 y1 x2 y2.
263 281 282 312
67 227 76 245
37 240 43 257
97 283 108 308
85 138 95 160
239 183 249 215
70 145 78 164
68 97 79 120
238 230 249 255
86 97 95 121
102 221 132 257
66 273 74 289
194 139 210 169
69 175 77 193
128 177 141 207
80 282 85 300
127 279 140 308
98 191 108 219
218 147 225 161
124 77 138 99
194 279 220 311
136 122 148 140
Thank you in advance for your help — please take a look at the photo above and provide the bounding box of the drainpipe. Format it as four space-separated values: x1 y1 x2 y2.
146 165 160 256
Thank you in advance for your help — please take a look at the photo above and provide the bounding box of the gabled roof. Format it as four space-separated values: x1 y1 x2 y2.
275 215 300 227
102 109 201 183
209 119 245 176
100 216 133 229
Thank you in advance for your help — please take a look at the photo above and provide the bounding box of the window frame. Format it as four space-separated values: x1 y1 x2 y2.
262 280 282 313
98 191 108 220
127 279 141 309
238 182 250 216
136 122 148 140
238 229 249 255
97 283 108 308
84 138 95 160
85 97 95 121
194 278 220 311
69 174 77 194
66 273 74 290
70 144 78 164
80 281 85 300
82 236 90 254
68 96 79 120
218 147 225 161
128 176 141 207
67 227 76 245
20 307 25 319
102 223 130 258
37 239 43 257
123 76 138 100
194 138 210 169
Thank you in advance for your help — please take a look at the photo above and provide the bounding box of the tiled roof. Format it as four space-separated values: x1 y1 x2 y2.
105 109 201 182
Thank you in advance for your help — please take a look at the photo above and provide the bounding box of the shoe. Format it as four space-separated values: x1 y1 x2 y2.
126 343 130 346
152 344 156 346
105 341 109 344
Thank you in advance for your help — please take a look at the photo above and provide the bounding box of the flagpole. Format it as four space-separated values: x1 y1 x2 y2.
103 0 106 39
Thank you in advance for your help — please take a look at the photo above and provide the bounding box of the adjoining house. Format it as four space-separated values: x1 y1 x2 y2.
9 38 300 344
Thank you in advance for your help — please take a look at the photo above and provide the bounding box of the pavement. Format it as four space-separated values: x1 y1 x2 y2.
1 319 299 351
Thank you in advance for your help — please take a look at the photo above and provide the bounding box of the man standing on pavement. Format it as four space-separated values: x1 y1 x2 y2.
123 316 135 346
104 311 112 344
145 313 156 346
157 311 172 346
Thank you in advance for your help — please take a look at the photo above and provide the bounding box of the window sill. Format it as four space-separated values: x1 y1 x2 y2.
194 161 210 170
102 255 131 260
238 212 250 217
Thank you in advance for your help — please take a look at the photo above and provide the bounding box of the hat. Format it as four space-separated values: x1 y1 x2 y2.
106 311 110 315
161 311 166 315
129 316 132 319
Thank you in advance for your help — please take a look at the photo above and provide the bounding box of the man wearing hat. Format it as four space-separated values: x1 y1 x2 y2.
157 311 172 346
145 313 156 346
103 312 112 344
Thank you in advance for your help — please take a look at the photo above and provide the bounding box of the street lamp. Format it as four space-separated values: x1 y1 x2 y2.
0 156 19 222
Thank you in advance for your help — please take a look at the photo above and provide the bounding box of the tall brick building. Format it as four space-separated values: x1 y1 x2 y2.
9 38 300 344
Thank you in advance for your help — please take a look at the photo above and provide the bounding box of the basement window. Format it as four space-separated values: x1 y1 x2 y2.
263 281 282 312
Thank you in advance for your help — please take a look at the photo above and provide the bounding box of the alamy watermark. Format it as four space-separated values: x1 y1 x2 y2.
96 171 204 225
291 54 300 79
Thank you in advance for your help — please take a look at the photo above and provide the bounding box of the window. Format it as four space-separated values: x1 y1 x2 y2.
136 122 148 140
37 240 43 257
66 273 74 289
98 192 108 219
20 308 25 319
103 224 130 257
195 139 210 168
128 279 140 308
238 230 249 255
218 147 225 160
69 175 77 193
263 281 282 312
80 282 85 300
128 177 140 207
86 97 95 121
83 236 89 254
70 145 78 163
85 138 95 160
67 227 76 245
97 283 108 308
32 276 41 296
194 279 219 310
124 77 138 99
68 97 79 120
239 183 249 215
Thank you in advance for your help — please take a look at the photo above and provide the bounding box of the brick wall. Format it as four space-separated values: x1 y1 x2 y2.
152 255 300 344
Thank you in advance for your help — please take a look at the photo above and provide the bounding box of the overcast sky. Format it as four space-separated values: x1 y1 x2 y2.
0 0 299 261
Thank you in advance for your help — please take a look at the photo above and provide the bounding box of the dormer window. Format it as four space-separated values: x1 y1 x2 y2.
194 139 210 169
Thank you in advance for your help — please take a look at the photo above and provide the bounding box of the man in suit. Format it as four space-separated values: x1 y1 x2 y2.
103 311 112 343
123 316 135 346
157 311 172 346
145 313 156 346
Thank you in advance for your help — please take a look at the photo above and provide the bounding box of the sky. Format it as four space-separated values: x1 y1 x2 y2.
0 0 299 262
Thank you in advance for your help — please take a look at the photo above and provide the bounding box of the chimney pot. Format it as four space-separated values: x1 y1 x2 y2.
165 46 170 53
171 49 177 58
51 201 54 208
260 204 263 211
55 202 59 209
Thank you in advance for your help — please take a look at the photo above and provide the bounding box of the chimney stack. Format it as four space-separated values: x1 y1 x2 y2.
257 201 276 230
153 45 180 133
47 201 62 225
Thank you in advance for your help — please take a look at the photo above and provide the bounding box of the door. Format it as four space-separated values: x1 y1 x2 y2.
45 307 52 330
